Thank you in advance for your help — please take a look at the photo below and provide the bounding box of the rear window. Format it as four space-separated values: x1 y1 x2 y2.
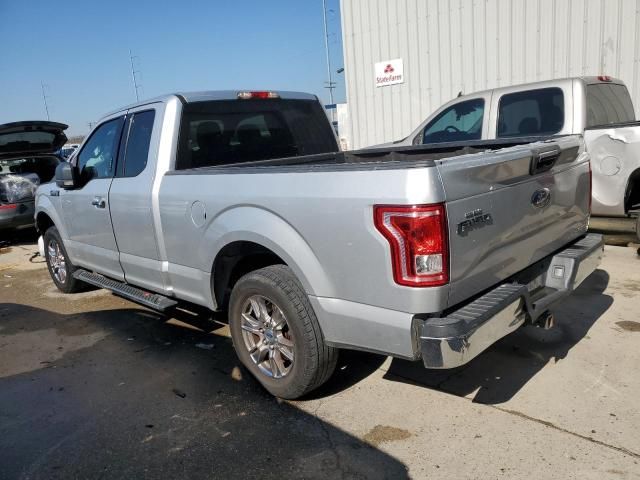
586 84 636 127
497 88 565 137
176 98 338 170
120 110 155 177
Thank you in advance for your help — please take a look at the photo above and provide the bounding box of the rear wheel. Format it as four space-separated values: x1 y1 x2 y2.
44 227 84 293
228 265 337 399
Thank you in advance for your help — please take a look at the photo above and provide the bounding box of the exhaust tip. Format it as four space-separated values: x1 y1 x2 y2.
537 310 555 330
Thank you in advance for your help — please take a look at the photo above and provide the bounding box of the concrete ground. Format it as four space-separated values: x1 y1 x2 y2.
1 231 639 479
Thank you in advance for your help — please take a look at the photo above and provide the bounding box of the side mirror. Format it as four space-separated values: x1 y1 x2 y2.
55 162 78 189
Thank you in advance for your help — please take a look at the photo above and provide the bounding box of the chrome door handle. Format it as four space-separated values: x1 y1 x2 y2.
91 197 106 209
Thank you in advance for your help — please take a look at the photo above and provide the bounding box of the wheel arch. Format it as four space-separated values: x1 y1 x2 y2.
203 206 334 310
624 167 640 214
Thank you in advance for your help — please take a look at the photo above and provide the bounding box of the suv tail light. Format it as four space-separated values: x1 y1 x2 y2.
597 75 612 82
374 204 449 287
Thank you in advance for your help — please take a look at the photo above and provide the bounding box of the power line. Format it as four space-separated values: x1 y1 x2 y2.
129 49 142 102
41 82 50 121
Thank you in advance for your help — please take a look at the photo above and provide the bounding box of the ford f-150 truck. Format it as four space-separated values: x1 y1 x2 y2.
35 90 603 399
390 77 640 225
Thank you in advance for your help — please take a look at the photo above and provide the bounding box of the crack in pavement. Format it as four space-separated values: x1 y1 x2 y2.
312 398 348 480
374 363 640 460
493 407 640 460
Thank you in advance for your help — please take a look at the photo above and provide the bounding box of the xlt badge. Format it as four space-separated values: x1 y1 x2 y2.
457 209 493 235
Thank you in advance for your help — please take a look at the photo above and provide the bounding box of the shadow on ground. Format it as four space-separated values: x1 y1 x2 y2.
383 269 613 405
0 302 408 480
0 227 39 248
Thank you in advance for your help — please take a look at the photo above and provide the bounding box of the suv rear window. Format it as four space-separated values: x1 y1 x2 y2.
586 84 636 127
497 88 564 137
176 99 338 170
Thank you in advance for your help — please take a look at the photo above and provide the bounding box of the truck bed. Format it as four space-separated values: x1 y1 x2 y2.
166 136 570 173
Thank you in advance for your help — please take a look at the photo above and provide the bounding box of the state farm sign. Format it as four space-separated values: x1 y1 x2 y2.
375 58 404 87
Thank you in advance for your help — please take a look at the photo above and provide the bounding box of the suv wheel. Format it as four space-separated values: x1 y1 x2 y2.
228 265 337 399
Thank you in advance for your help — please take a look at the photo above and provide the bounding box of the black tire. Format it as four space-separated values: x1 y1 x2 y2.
43 226 84 293
228 265 338 399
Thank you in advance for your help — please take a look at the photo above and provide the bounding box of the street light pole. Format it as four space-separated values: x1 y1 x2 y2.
322 0 336 122
129 49 141 102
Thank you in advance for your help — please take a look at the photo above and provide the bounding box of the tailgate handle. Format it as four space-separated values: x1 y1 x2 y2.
530 147 560 175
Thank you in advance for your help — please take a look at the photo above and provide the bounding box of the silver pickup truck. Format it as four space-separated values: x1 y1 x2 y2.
35 90 602 399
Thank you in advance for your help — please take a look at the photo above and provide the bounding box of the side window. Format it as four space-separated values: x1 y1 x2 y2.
422 99 484 144
121 110 155 177
76 118 123 183
497 88 564 137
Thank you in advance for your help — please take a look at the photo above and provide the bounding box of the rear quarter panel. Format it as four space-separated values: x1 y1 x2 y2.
158 166 450 313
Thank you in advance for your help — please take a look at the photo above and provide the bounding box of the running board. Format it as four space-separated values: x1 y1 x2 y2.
73 270 177 312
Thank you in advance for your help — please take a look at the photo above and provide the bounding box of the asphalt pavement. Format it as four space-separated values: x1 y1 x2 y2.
1 232 639 479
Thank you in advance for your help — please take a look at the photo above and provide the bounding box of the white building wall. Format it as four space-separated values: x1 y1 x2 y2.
341 0 640 149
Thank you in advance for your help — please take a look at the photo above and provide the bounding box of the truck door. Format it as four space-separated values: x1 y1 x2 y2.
60 115 125 280
109 104 166 293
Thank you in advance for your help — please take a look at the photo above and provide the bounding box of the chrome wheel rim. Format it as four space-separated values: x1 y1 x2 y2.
47 239 67 284
240 295 294 379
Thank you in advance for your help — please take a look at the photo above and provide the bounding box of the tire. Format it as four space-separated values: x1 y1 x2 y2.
43 226 84 293
228 265 338 399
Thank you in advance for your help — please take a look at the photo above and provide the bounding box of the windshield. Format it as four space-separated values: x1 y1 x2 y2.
421 99 484 144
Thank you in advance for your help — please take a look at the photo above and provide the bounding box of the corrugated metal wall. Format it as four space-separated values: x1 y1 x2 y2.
340 0 640 149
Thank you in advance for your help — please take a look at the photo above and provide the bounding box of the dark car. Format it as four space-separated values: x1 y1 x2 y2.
0 121 67 232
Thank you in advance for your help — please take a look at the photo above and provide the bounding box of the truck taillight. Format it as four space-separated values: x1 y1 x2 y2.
597 75 612 82
374 204 449 287
237 91 280 100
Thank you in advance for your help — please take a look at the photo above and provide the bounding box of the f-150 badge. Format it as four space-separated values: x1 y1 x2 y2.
457 209 493 235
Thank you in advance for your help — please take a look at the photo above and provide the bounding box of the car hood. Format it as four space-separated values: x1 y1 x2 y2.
0 121 68 159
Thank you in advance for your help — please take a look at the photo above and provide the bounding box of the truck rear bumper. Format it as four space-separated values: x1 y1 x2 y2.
419 233 604 369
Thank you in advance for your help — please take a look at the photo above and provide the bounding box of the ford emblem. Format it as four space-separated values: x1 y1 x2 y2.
531 188 551 208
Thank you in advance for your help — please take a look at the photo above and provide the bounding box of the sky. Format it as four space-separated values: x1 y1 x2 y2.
0 0 346 136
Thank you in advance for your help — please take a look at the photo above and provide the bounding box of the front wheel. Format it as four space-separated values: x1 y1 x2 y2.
44 227 84 293
228 265 337 399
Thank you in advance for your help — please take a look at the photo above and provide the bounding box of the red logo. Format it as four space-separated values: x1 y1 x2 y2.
384 64 394 74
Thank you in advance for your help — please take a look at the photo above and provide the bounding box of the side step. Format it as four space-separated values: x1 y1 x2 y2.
73 270 177 312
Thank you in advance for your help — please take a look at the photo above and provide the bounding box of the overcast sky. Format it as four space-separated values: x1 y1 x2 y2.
0 0 346 135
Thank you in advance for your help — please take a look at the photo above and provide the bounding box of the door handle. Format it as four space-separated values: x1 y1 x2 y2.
91 197 106 209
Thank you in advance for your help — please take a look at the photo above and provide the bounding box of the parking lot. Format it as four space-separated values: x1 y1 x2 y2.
0 233 638 479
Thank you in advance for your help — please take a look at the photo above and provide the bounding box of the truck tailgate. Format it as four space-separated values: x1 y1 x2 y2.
437 136 591 308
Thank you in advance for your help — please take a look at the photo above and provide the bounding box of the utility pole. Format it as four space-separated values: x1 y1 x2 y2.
87 122 95 131
41 82 50 120
322 0 336 122
129 49 142 102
